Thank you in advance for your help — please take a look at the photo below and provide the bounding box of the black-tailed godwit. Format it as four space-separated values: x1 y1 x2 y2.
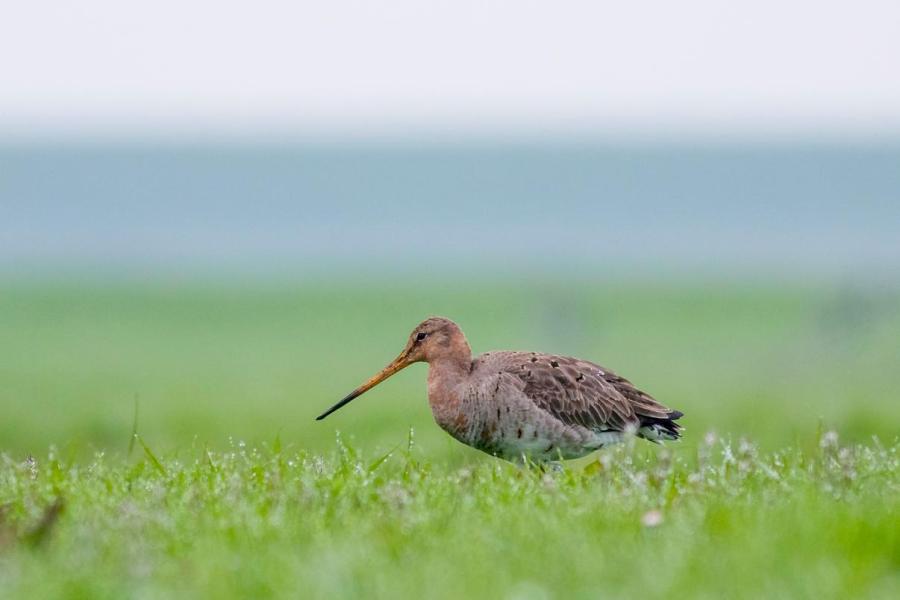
317 317 683 462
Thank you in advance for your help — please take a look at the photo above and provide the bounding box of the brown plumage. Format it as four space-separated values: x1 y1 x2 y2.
317 317 683 462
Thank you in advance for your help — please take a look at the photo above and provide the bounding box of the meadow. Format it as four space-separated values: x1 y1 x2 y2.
1 279 898 597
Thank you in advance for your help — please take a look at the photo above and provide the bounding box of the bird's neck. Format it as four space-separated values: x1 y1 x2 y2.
424 329 472 429
426 353 471 417
426 332 472 383
427 354 470 383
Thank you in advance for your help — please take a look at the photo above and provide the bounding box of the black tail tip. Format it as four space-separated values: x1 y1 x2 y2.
667 410 684 420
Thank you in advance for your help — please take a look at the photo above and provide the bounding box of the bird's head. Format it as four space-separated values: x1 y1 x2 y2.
315 316 469 420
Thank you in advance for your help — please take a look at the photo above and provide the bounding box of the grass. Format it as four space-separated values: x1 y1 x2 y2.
0 433 897 598
0 279 898 597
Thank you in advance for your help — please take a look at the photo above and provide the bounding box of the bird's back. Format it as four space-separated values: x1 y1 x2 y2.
471 350 683 444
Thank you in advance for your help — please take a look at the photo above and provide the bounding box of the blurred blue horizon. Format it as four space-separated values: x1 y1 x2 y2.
3 136 899 284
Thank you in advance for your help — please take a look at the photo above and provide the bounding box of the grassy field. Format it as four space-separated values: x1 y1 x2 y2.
0 279 898 597
1 434 897 598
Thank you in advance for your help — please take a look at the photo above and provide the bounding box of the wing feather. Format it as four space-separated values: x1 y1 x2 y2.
478 352 679 435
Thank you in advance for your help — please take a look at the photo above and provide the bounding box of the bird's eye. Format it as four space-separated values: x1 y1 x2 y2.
416 332 428 342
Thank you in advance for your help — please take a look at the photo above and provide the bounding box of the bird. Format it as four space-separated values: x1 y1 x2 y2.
316 317 683 462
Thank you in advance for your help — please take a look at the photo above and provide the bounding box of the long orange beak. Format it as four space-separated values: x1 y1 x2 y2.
316 351 413 420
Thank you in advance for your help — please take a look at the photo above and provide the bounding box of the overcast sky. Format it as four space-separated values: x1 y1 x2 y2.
2 1 900 137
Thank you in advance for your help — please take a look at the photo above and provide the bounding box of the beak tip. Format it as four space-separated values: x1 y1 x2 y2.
315 355 408 422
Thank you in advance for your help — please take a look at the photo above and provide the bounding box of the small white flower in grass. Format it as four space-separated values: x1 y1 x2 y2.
598 452 614 470
641 510 663 528
820 430 839 450
24 455 37 480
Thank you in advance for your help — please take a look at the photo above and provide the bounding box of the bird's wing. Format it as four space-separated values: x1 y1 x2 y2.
482 352 677 433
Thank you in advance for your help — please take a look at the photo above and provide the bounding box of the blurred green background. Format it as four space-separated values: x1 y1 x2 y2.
2 277 897 459
2 140 899 458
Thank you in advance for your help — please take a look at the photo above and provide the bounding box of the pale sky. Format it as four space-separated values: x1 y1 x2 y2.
2 1 900 137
